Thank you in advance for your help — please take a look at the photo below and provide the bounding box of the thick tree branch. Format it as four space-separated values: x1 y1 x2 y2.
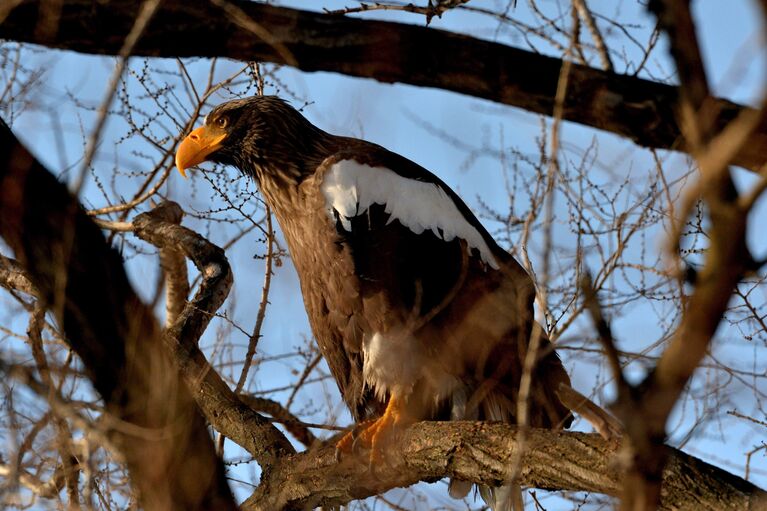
243 422 767 510
0 120 237 511
2 0 767 171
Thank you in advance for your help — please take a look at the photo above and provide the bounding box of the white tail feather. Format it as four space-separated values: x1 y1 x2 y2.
451 388 523 510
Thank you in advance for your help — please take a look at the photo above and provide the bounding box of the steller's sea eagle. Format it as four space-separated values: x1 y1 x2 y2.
175 96 572 509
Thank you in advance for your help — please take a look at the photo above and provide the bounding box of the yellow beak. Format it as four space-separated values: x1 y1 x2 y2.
175 125 227 177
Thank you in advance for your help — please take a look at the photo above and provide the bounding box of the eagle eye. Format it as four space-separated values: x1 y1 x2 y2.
214 116 228 129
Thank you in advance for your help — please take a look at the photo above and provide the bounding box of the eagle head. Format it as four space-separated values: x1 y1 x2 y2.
175 96 328 182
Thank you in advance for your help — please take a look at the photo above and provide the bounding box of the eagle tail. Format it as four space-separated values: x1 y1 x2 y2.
478 483 522 511
447 388 524 509
448 479 473 499
447 386 474 499
478 391 523 511
447 337 572 508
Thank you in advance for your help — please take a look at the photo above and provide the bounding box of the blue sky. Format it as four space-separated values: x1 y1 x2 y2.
3 1 767 509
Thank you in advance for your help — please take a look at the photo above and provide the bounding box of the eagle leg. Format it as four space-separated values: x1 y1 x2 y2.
335 394 411 468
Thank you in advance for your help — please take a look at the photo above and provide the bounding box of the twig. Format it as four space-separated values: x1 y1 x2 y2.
572 0 613 71
579 273 630 399
234 206 273 393
72 0 162 195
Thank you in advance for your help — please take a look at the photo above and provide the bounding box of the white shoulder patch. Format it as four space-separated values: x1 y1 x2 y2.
321 159 499 269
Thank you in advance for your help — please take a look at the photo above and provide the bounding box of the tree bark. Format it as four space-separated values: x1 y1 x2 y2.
131 203 296 468
2 0 766 172
244 421 767 510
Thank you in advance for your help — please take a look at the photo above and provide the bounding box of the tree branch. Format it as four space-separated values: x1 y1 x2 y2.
131 203 296 468
2 0 767 171
0 253 38 297
605 2 765 509
150 202 190 328
0 120 237 511
243 422 767 510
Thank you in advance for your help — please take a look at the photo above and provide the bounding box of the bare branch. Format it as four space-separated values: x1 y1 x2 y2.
579 272 630 399
238 394 318 448
234 206 273 394
0 121 237 511
3 0 767 171
0 253 37 296
149 202 190 327
572 0 614 71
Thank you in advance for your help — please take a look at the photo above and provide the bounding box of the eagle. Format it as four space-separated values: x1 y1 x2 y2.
175 96 572 509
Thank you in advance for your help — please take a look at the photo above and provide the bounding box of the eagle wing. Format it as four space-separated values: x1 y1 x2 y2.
320 147 504 319
315 145 570 427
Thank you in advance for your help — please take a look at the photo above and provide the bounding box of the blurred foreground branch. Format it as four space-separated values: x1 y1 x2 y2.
0 119 238 511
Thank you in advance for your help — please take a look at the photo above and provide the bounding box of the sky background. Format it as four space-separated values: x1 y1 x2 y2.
3 0 767 509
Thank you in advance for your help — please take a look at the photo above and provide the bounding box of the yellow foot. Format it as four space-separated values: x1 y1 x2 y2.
335 395 410 468
335 418 376 455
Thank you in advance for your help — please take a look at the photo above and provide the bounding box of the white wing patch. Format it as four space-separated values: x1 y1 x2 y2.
321 160 499 269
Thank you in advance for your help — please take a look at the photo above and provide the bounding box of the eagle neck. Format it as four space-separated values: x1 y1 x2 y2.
247 130 343 217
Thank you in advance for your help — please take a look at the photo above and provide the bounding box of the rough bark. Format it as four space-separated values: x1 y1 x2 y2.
153 202 189 328
2 0 767 172
244 421 767 510
0 120 238 511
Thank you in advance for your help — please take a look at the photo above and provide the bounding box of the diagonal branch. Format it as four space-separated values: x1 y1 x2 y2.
0 253 38 297
2 0 767 172
606 2 767 509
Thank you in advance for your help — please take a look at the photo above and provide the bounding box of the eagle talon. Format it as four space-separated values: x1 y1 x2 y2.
333 396 409 470
349 396 410 470
351 432 366 455
335 418 376 459
368 456 384 478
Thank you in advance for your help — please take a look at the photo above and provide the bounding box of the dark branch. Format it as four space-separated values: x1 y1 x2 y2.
0 120 237 511
2 0 767 171
132 203 296 467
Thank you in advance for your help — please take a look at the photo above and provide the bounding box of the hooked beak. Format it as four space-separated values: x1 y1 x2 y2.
175 125 227 177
